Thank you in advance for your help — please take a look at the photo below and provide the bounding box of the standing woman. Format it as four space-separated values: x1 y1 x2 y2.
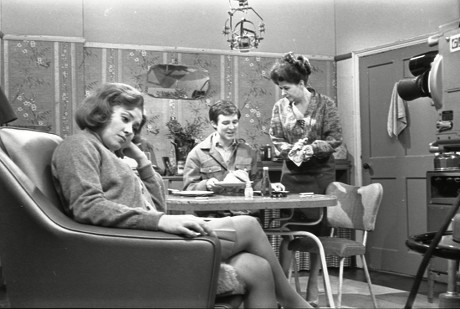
269 52 343 306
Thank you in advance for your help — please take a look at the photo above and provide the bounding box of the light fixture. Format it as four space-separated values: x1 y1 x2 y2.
223 0 265 52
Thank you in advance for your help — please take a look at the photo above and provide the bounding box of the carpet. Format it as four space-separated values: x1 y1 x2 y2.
291 274 439 308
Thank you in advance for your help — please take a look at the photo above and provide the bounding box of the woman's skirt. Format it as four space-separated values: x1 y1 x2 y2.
280 155 335 234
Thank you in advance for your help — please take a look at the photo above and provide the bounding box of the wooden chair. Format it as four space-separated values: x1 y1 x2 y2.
287 181 383 308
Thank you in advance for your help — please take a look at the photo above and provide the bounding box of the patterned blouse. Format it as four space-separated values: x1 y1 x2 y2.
269 88 343 160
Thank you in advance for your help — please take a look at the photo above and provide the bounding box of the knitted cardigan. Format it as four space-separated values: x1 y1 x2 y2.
51 130 165 231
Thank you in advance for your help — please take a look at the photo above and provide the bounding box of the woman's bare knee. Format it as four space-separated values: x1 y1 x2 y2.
233 215 260 227
232 215 263 235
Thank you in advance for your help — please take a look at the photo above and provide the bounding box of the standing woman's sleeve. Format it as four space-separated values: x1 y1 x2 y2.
310 96 343 158
269 103 294 159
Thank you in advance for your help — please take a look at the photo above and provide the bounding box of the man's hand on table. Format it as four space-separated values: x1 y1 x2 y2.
206 177 220 191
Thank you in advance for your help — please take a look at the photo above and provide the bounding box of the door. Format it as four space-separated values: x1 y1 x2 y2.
359 42 438 275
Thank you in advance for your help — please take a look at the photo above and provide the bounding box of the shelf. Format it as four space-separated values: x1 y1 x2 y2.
257 159 352 184
257 159 351 170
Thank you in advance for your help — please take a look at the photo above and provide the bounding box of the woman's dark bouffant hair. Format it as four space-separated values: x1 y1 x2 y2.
269 52 312 85
75 82 146 135
209 100 241 124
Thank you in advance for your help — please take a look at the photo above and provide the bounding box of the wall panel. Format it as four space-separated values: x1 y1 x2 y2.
3 36 336 170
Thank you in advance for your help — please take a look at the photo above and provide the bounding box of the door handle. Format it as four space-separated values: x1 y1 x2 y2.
363 163 371 169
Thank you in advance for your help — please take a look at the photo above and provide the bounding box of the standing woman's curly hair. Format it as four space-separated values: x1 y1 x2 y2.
270 52 312 85
75 83 146 136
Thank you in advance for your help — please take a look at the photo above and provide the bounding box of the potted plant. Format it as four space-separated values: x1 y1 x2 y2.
166 116 206 163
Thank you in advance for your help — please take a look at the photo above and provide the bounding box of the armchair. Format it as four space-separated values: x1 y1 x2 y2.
0 127 225 308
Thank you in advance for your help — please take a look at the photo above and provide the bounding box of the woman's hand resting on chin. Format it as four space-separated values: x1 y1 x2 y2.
121 141 151 168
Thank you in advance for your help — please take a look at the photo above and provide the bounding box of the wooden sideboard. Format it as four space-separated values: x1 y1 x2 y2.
257 159 352 184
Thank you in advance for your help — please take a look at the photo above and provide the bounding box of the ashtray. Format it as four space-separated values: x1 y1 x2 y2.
271 191 289 198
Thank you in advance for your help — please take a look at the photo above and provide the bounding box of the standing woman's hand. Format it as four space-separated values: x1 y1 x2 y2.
271 182 286 191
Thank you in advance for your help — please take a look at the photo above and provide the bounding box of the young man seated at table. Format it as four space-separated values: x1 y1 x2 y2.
182 100 283 217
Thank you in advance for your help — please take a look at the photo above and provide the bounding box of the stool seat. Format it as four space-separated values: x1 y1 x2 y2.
406 231 460 260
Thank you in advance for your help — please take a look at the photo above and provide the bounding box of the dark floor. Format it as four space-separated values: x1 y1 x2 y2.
0 281 7 308
0 267 448 308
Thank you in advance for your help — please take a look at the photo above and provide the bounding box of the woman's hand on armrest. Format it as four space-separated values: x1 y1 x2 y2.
158 214 217 238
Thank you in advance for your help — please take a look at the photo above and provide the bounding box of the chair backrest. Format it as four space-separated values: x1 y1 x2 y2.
325 181 383 231
0 127 63 208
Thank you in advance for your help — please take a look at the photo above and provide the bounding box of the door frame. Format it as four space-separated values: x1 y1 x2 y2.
349 33 436 186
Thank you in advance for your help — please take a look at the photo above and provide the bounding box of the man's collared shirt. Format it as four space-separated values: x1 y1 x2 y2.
215 138 237 168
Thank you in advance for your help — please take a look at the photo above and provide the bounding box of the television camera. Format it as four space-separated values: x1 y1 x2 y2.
398 20 460 152
399 20 460 309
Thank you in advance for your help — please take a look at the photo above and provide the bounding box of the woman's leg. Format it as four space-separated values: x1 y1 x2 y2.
306 253 320 305
280 239 321 305
227 252 277 308
279 236 293 276
230 216 312 308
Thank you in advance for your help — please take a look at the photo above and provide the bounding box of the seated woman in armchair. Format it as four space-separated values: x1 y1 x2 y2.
51 82 312 308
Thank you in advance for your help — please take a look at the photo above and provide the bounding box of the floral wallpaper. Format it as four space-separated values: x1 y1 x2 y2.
237 55 276 147
8 40 53 131
5 39 85 137
3 37 336 170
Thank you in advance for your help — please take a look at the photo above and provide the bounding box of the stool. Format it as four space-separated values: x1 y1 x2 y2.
407 231 460 308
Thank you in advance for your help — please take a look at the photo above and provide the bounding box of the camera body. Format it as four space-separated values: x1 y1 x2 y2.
433 22 460 151
398 20 460 152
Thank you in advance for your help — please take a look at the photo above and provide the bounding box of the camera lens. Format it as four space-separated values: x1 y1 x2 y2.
397 70 431 101
397 51 438 101
408 51 438 76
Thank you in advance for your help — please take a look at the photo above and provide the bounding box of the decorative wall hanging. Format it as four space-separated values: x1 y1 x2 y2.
144 64 210 100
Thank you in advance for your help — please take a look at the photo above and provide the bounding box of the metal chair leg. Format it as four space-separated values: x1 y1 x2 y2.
338 258 344 308
292 253 301 293
427 262 435 303
294 232 335 308
264 231 336 308
361 254 378 308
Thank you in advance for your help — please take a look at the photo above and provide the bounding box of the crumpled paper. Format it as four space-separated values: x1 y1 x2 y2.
288 138 313 166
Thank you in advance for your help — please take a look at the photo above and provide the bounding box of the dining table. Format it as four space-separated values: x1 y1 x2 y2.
166 192 336 213
166 192 338 307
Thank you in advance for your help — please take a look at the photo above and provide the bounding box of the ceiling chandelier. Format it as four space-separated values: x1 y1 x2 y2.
223 0 265 52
